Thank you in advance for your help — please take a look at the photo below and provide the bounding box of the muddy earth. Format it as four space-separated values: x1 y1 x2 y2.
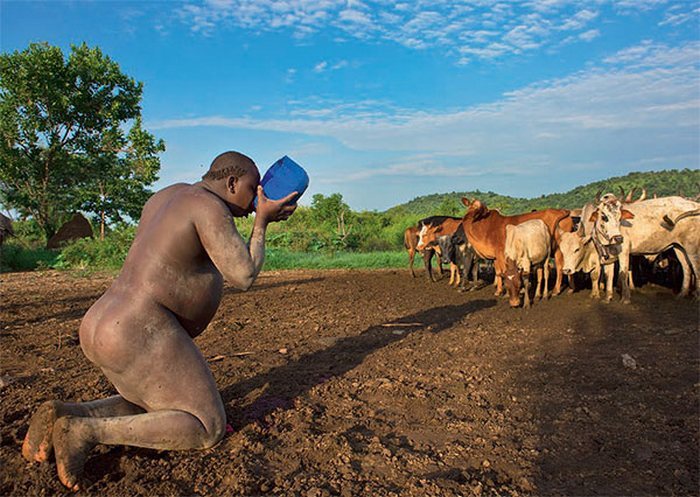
1 269 698 497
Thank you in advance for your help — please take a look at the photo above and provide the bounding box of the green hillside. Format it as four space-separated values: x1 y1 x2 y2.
385 168 700 218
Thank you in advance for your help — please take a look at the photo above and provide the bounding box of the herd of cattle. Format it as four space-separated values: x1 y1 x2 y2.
404 189 700 307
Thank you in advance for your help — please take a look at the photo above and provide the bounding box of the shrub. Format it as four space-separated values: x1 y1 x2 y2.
0 244 60 272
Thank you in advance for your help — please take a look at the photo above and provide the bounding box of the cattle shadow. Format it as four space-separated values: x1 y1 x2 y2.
520 291 699 496
220 300 496 428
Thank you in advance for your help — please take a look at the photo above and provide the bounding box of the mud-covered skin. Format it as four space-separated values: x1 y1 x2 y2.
21 152 297 490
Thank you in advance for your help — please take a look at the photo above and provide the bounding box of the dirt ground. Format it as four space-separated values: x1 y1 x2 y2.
1 268 698 497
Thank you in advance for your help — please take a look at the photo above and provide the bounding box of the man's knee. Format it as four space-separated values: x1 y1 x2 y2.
200 411 226 449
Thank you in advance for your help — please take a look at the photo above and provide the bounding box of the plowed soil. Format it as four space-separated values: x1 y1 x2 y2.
1 269 698 497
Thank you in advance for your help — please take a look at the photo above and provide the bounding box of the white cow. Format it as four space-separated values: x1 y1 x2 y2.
558 229 616 300
503 219 551 308
590 196 700 303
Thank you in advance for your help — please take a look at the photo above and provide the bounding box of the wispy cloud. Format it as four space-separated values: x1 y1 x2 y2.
172 1 691 64
313 59 348 73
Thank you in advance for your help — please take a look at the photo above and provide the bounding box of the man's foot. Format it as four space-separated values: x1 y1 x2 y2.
22 400 62 463
52 417 94 491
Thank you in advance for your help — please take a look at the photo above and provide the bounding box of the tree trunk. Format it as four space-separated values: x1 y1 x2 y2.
100 210 105 241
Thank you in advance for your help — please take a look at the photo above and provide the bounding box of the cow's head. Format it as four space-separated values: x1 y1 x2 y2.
559 231 590 275
503 258 523 308
436 235 453 265
416 223 441 251
588 194 634 259
461 198 489 221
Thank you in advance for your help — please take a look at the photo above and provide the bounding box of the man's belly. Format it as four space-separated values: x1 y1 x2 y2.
116 263 224 338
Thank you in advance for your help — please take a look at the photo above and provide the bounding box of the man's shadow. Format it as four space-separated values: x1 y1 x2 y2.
221 299 496 428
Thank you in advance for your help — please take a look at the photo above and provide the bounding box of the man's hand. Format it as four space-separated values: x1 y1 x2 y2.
255 186 298 223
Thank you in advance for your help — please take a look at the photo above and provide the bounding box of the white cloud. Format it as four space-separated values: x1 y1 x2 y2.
172 1 688 64
152 40 700 183
659 5 700 26
579 29 600 42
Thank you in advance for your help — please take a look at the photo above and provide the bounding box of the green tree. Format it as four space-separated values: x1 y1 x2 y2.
0 42 164 240
310 193 358 250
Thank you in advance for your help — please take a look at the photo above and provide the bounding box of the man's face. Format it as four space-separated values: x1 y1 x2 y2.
229 169 260 217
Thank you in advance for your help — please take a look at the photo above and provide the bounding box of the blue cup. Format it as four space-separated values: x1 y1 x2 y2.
254 155 309 208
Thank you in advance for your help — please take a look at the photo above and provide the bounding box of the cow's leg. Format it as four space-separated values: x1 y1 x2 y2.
604 264 615 302
628 264 636 290
408 248 416 278
590 265 601 299
423 251 437 282
543 259 550 300
619 254 632 304
458 252 470 291
523 272 531 308
534 266 543 300
494 257 505 296
672 247 692 297
552 249 564 295
471 260 482 291
566 272 576 294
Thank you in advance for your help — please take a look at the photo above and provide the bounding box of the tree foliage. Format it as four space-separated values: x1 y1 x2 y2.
0 42 164 239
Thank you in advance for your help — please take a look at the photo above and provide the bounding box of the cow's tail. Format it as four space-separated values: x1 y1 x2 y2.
662 208 700 230
551 210 571 236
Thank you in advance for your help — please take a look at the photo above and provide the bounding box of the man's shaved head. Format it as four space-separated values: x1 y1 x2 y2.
202 151 257 181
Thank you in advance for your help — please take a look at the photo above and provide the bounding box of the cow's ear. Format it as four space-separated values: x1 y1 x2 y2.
435 225 443 233
588 211 598 223
461 197 471 207
621 209 635 220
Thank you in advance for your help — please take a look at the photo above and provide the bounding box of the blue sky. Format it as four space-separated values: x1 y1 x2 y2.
2 0 699 211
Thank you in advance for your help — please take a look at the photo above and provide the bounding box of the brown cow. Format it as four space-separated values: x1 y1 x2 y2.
404 226 420 277
416 217 463 252
460 198 571 296
416 216 464 283
405 220 446 280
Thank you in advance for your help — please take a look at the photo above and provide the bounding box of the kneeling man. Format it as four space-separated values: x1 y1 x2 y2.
22 151 297 490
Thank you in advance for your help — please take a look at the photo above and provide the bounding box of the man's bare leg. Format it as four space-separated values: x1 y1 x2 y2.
22 396 144 463
51 307 226 491
53 409 220 491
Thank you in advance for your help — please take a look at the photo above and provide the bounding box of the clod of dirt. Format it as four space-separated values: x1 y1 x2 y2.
621 353 638 369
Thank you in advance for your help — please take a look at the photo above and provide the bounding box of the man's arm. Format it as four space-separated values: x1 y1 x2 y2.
197 187 297 291
247 186 297 277
245 214 267 285
196 199 258 290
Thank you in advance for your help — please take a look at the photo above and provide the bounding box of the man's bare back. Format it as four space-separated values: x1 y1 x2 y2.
22 151 297 491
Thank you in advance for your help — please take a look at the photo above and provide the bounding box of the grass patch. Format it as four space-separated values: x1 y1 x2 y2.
264 250 407 270
1 232 408 273
0 244 61 272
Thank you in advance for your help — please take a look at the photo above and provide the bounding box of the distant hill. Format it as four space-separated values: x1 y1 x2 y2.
384 169 700 218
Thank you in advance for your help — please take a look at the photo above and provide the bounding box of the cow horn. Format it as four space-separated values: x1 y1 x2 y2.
618 186 626 199
625 187 636 203
638 188 646 201
594 189 602 204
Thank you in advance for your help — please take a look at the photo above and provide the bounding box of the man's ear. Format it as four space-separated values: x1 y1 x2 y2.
227 176 237 193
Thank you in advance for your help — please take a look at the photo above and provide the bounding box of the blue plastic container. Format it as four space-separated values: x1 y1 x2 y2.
254 155 309 207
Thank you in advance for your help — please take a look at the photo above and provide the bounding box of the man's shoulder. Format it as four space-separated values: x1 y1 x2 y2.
155 183 225 210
